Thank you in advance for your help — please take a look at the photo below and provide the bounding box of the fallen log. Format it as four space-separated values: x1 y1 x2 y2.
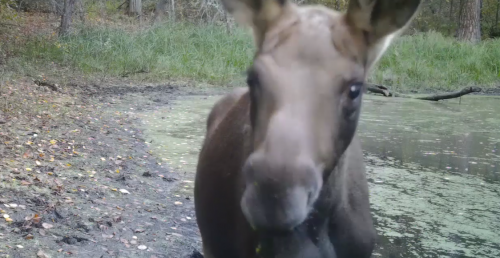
366 84 482 101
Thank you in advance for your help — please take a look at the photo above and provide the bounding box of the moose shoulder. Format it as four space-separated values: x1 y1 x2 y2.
194 0 421 258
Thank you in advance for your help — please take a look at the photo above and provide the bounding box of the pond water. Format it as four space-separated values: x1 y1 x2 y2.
137 93 500 258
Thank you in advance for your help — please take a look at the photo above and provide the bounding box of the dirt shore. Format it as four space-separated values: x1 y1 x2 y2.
0 79 208 258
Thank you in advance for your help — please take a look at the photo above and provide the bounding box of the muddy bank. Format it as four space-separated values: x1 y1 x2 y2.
0 80 206 258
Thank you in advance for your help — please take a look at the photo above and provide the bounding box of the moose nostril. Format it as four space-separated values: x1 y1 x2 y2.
307 190 315 206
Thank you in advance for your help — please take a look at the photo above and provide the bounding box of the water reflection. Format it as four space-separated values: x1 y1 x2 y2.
137 93 500 258
359 96 500 182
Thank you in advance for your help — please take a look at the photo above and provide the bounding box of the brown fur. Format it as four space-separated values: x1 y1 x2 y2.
194 0 421 257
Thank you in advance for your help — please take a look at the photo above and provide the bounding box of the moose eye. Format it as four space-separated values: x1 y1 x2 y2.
348 83 363 100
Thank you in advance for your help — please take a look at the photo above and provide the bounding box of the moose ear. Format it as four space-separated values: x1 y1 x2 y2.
346 0 421 43
219 0 288 44
345 0 421 67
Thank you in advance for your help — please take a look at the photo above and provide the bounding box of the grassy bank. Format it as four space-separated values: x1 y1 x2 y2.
374 31 500 92
4 22 500 92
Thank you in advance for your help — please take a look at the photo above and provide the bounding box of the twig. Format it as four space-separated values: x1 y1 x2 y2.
413 86 482 101
0 22 20 27
117 1 128 10
366 84 483 101
34 80 59 92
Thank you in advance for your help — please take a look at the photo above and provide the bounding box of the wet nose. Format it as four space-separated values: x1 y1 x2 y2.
240 153 322 232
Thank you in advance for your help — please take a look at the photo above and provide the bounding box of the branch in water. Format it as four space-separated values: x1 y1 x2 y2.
366 84 483 101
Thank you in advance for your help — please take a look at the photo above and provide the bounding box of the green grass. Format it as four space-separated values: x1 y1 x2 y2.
7 23 500 92
12 22 255 85
371 31 500 92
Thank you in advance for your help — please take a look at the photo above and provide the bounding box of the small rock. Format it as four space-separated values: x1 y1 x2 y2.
130 240 138 245
138 245 147 250
61 236 77 245
16 245 24 249
37 250 49 258
142 172 152 177
174 201 182 205
119 189 130 194
42 223 53 229
132 236 138 239
9 203 18 208
163 177 177 182
102 234 114 239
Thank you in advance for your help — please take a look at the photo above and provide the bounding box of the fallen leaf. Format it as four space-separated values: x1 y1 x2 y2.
138 245 147 250
102 234 114 239
5 217 13 222
3 214 9 218
21 180 31 186
42 223 53 229
26 168 32 171
36 161 41 166
16 245 23 249
174 201 182 205
119 189 130 194
33 214 41 223
25 234 34 240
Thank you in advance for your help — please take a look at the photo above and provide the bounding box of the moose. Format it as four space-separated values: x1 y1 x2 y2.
194 0 421 257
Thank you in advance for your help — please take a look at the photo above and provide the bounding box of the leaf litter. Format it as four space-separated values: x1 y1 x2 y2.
0 78 202 257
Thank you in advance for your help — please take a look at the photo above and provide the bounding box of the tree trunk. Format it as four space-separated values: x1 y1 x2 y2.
59 0 77 37
457 0 481 43
450 0 454 20
170 0 176 22
224 11 231 34
75 0 85 24
129 0 142 16
495 0 499 27
153 0 168 23
449 0 454 34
